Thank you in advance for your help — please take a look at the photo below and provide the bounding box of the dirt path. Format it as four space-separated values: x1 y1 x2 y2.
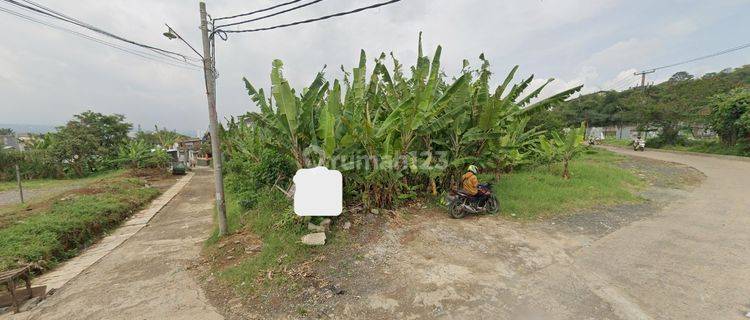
13 168 222 320
0 184 82 206
249 149 748 319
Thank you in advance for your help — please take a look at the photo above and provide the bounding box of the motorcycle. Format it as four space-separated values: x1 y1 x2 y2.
446 183 499 219
633 139 645 151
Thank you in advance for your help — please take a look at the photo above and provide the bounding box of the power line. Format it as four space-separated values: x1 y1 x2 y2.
220 0 403 34
602 74 633 91
216 0 325 29
638 41 750 73
613 78 637 91
214 0 306 21
18 0 201 63
0 5 202 70
1 0 201 63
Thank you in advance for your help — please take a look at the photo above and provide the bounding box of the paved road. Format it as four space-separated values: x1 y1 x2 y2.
16 168 222 320
575 147 750 319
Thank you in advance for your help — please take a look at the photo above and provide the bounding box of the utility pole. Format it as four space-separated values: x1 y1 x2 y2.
199 2 228 235
634 70 655 89
14 164 23 204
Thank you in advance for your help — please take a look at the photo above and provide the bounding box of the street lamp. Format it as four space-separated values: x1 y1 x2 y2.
162 24 203 60
163 28 177 40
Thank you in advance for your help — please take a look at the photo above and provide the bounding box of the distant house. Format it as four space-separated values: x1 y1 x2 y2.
0 134 23 151
168 138 203 167
179 138 202 153
601 125 658 140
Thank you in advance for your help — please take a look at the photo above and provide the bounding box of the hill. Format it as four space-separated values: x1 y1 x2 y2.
550 65 750 141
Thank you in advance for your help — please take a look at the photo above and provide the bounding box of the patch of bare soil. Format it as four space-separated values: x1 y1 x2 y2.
127 168 177 192
203 156 705 319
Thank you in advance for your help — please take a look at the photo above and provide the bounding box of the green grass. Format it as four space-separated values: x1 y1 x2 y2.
0 175 159 272
658 140 749 157
0 170 127 228
210 188 315 294
0 170 124 192
602 137 634 148
493 149 644 219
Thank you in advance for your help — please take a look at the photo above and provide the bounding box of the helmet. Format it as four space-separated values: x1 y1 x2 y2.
467 165 478 174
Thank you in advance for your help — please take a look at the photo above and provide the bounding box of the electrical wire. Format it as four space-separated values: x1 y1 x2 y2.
216 0 325 29
602 74 631 91
17 0 202 63
219 0 403 34
638 41 750 73
613 78 636 91
0 5 202 70
1 0 201 63
214 0 306 21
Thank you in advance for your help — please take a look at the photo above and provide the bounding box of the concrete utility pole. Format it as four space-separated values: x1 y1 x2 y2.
199 2 228 235
14 164 23 204
634 70 655 89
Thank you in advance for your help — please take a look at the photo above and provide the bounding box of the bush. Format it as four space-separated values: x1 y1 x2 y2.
0 149 64 181
646 135 688 148
708 88 750 146
115 140 171 169
225 148 296 209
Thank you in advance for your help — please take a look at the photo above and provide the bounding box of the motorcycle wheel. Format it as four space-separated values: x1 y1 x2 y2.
449 201 467 219
486 197 500 214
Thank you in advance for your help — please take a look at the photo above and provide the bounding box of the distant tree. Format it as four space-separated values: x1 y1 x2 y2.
708 88 750 146
702 72 718 79
135 125 188 147
49 111 132 176
557 65 749 145
0 128 14 136
669 71 694 82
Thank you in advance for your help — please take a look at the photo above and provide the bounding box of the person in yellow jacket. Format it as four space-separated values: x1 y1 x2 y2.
461 165 489 201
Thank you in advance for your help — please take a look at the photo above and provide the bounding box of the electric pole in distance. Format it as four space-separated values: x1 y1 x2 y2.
199 2 228 235
634 69 655 90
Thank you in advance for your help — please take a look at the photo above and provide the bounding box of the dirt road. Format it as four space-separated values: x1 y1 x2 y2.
270 148 749 319
15 168 222 320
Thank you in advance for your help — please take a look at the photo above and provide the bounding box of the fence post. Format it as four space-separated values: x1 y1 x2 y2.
15 164 23 204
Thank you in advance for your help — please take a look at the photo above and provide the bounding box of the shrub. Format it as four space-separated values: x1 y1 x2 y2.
225 148 296 209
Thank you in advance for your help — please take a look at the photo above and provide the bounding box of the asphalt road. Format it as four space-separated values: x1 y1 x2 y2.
572 147 750 319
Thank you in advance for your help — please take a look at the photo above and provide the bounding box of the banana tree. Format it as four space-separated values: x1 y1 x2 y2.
552 122 586 179
488 117 544 174
243 59 328 169
535 135 558 171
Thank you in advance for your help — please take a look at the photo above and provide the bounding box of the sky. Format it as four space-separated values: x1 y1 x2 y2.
1 0 749 135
